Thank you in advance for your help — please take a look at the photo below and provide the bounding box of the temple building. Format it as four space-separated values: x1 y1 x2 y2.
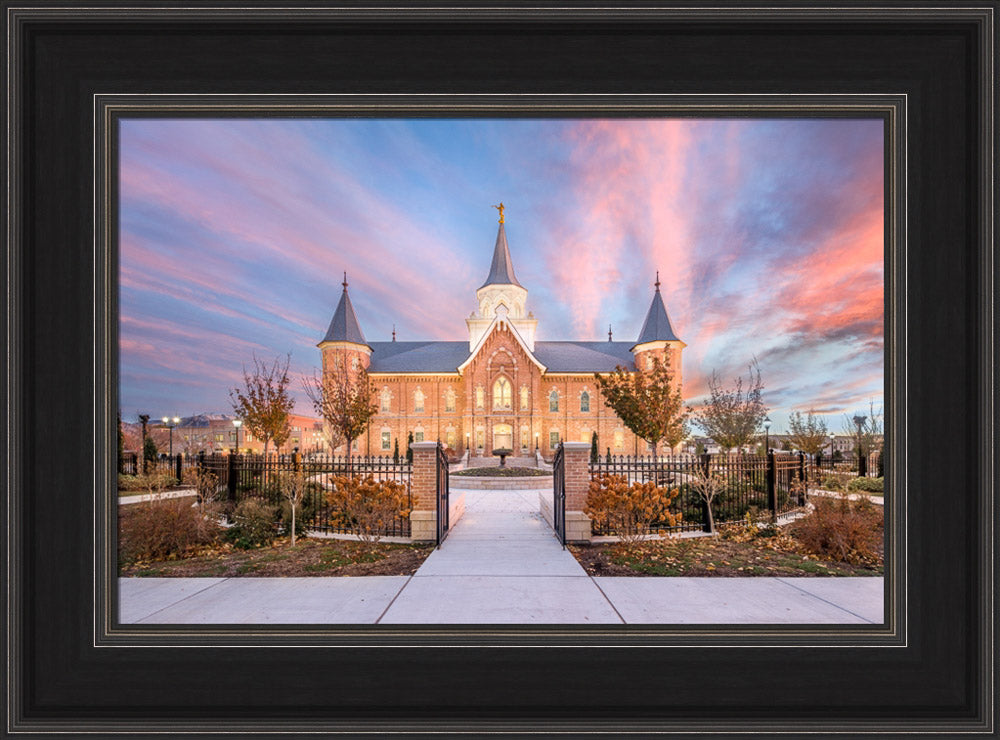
318 206 685 458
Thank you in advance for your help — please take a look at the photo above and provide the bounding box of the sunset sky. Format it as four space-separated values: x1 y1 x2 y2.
119 117 884 433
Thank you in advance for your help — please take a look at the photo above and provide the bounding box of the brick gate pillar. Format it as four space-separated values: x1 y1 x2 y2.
561 441 593 543
409 441 440 542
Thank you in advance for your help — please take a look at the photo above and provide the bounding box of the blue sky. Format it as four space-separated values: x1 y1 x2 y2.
119 117 884 433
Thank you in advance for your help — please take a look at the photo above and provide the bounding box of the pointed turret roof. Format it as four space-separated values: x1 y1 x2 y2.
320 273 369 346
634 272 681 345
479 221 523 289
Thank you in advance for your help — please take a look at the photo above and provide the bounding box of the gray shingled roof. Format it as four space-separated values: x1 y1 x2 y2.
367 340 635 373
479 223 523 289
369 342 470 373
534 342 635 372
320 287 368 346
634 289 680 345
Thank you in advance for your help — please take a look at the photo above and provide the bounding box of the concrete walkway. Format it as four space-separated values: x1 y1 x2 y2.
120 487 884 625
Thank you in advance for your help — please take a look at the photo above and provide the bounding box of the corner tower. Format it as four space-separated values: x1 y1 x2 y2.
631 272 685 389
466 203 538 350
318 273 372 374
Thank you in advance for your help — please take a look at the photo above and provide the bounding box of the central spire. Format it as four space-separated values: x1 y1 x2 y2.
479 206 523 289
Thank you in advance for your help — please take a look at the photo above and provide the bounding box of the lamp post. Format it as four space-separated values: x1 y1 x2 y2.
232 418 243 453
763 416 771 454
161 416 180 457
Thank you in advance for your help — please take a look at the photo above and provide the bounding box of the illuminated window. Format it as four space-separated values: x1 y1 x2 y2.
580 391 590 412
493 377 512 409
614 429 624 452
646 356 654 370
414 430 424 443
381 431 391 450
414 388 425 413
520 386 529 410
476 429 485 449
445 388 456 412
581 431 590 443
380 388 391 412
475 386 484 409
446 428 456 448
351 356 359 371
520 425 529 449
549 431 560 448
549 390 559 412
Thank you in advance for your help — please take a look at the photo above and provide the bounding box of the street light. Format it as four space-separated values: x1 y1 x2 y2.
161 416 180 457
232 418 243 453
763 416 771 454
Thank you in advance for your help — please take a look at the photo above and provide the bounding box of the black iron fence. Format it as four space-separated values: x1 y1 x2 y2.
813 450 883 478
552 444 566 545
589 452 808 535
436 443 450 546
119 451 198 479
196 452 412 537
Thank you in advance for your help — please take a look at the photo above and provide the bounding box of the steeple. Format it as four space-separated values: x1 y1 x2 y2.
469 206 536 351
634 272 681 346
479 210 523 289
319 272 369 347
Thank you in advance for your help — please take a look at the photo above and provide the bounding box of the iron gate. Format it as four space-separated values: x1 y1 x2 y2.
552 443 566 546
436 442 450 546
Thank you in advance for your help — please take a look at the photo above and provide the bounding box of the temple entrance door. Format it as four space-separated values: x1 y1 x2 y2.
493 424 513 451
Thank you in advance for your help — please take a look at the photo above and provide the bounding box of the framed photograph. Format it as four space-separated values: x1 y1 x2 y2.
5 2 995 737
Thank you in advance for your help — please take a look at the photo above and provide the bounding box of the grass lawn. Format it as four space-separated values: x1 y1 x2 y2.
119 536 434 578
569 524 883 578
452 466 551 477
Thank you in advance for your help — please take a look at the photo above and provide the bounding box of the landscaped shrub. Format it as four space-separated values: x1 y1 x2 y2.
788 497 883 566
585 474 682 543
848 476 884 493
226 498 279 549
118 473 178 493
119 498 222 563
326 475 411 549
819 472 854 491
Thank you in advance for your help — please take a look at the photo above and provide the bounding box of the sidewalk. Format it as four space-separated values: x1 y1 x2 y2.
119 487 884 625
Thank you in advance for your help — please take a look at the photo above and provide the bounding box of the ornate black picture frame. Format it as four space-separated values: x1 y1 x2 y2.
5 3 995 736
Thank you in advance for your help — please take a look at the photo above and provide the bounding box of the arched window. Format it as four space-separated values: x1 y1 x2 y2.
380 388 391 413
445 388 456 413
580 391 590 412
614 429 624 452
493 377 512 410
414 388 425 413
520 386 529 410
475 386 485 409
549 389 559 412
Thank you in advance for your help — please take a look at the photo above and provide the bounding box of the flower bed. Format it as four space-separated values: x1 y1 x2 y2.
451 466 551 477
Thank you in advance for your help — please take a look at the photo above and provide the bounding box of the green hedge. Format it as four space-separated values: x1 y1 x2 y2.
848 476 884 493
